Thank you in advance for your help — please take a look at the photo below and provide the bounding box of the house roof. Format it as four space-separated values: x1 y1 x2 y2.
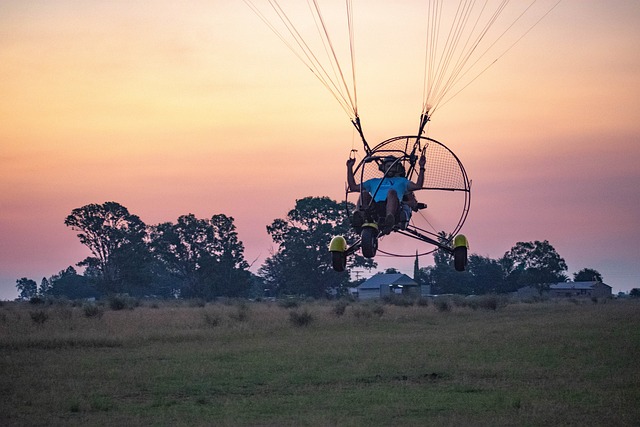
358 273 418 290
550 281 611 290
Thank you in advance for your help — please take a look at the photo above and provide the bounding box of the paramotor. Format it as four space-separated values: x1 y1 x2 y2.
244 0 562 270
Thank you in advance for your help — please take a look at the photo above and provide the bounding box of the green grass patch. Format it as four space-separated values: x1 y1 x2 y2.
0 299 639 425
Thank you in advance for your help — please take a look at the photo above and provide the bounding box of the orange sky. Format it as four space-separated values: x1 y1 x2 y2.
1 1 639 298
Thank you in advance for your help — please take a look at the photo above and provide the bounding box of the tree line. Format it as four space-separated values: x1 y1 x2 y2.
417 235 603 296
15 197 607 301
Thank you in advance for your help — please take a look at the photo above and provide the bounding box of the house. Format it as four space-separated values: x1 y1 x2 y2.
357 273 428 300
548 281 612 298
516 281 612 299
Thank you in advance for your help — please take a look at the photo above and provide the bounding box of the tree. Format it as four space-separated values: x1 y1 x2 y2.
45 267 99 299
65 202 152 295
150 213 251 299
427 232 473 295
39 277 52 295
466 255 504 294
200 214 251 298
260 196 374 298
573 268 603 283
15 278 38 300
500 240 568 293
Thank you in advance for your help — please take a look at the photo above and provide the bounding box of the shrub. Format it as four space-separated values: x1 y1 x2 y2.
29 296 44 305
83 303 104 319
30 310 49 324
289 310 313 327
478 295 502 310
450 295 467 308
108 294 137 311
417 297 429 307
229 304 249 322
383 294 414 307
434 298 451 312
352 307 372 319
372 304 385 317
334 300 348 316
204 313 221 327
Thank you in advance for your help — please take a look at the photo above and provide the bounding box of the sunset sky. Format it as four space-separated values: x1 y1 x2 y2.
1 1 639 299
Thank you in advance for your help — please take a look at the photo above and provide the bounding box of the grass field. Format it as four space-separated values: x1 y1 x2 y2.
1 297 639 426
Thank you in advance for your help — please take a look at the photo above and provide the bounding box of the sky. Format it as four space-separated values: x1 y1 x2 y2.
1 1 639 299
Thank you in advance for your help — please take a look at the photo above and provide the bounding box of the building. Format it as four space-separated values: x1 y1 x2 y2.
548 281 612 298
357 273 428 300
516 281 612 299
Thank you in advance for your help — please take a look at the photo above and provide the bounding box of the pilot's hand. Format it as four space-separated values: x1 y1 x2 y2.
346 158 356 167
419 155 426 168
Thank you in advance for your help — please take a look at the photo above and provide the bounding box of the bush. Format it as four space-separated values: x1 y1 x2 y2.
334 300 348 316
352 307 372 319
30 310 48 324
417 297 429 307
434 298 451 312
467 295 506 311
83 303 104 319
108 294 137 311
372 305 385 317
289 310 313 327
229 304 249 322
382 294 414 307
204 313 221 327
29 296 44 305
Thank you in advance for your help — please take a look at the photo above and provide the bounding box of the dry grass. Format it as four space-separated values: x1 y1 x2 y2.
1 297 639 425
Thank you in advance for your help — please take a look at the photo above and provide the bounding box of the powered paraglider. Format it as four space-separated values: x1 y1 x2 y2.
244 0 562 270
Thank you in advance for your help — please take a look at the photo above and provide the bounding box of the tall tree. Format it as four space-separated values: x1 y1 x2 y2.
573 268 603 283
466 255 505 294
64 202 152 294
15 278 38 300
260 196 374 298
500 240 568 293
45 266 99 299
202 214 251 298
428 232 473 295
150 213 250 299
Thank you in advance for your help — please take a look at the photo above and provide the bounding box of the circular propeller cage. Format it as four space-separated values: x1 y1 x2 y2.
348 135 471 257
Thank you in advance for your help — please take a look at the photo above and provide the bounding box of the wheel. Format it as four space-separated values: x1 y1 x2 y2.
453 245 467 272
331 251 347 272
361 226 378 258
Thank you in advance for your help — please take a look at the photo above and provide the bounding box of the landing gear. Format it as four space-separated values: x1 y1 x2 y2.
361 226 378 258
331 250 347 272
329 236 348 272
454 246 467 272
453 235 469 272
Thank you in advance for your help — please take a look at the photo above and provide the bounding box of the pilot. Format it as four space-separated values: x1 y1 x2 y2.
346 155 426 229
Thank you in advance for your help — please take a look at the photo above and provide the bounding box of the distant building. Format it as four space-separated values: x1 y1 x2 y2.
516 281 612 299
549 281 612 298
357 273 429 300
